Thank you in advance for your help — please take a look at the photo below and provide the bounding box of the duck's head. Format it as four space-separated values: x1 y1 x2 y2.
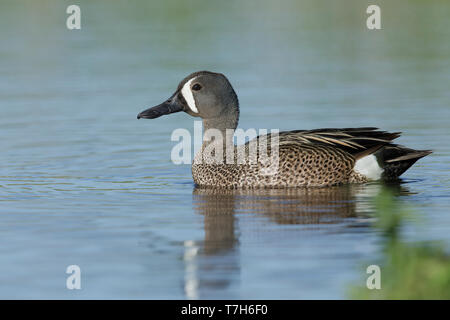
137 71 239 129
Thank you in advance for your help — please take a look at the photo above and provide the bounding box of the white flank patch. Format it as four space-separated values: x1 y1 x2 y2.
181 78 198 113
354 154 384 180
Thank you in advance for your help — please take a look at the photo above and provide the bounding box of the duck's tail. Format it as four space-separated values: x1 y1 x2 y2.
375 145 432 180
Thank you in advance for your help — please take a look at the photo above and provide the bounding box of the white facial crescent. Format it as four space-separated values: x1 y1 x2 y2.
181 78 198 113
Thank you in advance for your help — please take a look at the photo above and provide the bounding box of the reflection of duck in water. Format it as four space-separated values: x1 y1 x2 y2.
184 183 410 298
193 183 410 225
138 71 431 188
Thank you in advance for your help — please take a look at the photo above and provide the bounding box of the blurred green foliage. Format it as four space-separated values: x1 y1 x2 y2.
350 189 450 299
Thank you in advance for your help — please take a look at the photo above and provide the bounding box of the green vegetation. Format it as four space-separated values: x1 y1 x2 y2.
349 190 450 299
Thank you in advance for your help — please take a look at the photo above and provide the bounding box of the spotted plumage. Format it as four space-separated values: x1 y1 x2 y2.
138 71 432 188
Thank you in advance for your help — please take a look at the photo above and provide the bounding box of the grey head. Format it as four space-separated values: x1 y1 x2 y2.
137 71 239 131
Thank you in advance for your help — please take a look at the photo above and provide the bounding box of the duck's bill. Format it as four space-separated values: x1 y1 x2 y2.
137 96 184 119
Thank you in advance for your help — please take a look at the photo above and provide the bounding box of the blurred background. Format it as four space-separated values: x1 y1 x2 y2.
0 0 449 299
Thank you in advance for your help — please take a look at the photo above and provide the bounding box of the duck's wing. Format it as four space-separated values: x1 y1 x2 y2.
276 127 401 159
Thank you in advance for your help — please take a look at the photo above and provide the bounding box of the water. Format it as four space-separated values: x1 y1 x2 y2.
0 0 449 299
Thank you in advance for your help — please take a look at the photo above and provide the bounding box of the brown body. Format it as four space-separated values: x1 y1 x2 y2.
192 128 431 189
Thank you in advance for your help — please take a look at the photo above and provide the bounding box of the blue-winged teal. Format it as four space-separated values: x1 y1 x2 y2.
138 71 431 188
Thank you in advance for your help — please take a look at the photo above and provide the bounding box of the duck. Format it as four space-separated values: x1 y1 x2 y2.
137 71 431 188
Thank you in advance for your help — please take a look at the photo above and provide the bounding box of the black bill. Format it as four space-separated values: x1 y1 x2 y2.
137 94 184 119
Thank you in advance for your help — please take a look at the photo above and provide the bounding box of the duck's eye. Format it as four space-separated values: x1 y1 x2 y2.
192 83 202 91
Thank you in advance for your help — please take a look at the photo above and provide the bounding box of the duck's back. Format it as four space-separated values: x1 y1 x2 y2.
192 127 431 189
